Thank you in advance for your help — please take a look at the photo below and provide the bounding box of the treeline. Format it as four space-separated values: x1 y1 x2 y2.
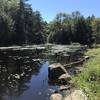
0 0 100 46
47 12 100 46
0 0 45 46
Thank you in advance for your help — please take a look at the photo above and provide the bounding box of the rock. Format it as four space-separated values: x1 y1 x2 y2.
49 63 67 80
59 85 70 91
32 59 41 62
20 72 25 76
59 73 71 82
64 90 87 100
50 93 63 100
14 74 20 79
36 47 46 52
84 56 89 60
58 74 71 85
49 88 55 93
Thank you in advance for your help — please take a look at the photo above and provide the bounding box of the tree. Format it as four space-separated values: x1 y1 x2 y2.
13 0 45 44
91 18 100 44
14 0 27 44
48 13 72 44
48 11 95 46
0 1 99 46
0 0 16 46
28 11 44 44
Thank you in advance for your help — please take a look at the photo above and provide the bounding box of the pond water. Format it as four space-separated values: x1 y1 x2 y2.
0 49 60 100
0 45 85 100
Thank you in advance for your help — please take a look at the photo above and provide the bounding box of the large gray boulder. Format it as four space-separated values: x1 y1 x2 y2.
48 63 67 80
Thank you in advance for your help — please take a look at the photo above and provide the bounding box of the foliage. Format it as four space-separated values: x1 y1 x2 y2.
47 13 72 44
0 0 100 46
0 0 45 46
95 19 100 43
72 48 100 100
48 11 96 46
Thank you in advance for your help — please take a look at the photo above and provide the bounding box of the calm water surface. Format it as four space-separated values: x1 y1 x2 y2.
0 50 58 100
0 45 84 100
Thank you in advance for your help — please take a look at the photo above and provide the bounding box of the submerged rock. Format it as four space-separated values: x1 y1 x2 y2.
36 47 46 52
14 74 20 79
32 59 41 62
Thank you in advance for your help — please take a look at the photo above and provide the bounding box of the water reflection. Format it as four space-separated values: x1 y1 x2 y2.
0 46 84 100
0 50 44 100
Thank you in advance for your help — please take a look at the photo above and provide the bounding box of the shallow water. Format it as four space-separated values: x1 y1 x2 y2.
6 62 49 100
0 50 58 100
0 45 84 100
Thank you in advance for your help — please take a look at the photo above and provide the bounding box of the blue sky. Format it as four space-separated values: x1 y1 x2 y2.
28 0 100 22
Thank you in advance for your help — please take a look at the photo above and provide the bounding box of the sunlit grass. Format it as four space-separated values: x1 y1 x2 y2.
72 47 100 100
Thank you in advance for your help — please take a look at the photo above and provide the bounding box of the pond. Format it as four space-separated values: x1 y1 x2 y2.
0 48 60 100
0 45 86 100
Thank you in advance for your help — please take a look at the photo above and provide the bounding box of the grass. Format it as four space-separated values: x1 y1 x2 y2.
72 47 100 100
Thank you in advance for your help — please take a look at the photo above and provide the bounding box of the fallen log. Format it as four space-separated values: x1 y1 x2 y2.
63 58 86 68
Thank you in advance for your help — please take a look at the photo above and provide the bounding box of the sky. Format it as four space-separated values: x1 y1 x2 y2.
28 0 100 22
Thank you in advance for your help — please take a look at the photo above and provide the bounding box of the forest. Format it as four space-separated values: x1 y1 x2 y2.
0 0 100 46
0 0 100 100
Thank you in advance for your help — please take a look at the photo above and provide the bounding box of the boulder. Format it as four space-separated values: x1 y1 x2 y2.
50 93 63 100
64 90 87 100
58 73 71 84
49 63 67 80
59 85 70 91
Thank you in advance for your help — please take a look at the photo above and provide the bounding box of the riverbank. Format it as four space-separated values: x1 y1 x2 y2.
1 44 99 100
72 47 100 100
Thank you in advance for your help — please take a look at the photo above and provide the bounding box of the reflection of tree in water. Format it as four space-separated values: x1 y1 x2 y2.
0 50 43 99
